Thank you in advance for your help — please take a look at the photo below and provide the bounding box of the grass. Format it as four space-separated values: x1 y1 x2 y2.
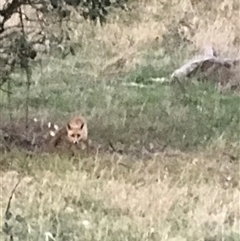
1 52 239 240
0 151 240 241
1 0 240 240
1 55 240 151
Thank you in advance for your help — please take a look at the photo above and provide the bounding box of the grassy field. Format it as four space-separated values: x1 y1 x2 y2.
1 0 240 240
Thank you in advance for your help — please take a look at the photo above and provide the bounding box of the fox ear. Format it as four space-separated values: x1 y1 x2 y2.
80 123 84 130
67 123 71 130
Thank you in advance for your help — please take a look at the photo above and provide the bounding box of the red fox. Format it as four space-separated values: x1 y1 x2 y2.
66 116 88 144
43 116 89 153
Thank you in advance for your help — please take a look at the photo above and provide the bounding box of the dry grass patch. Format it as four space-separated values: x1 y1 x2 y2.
1 151 239 240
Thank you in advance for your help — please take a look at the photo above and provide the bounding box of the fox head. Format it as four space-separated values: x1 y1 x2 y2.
66 117 87 144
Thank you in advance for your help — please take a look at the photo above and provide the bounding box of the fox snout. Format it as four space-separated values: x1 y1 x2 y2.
73 140 79 145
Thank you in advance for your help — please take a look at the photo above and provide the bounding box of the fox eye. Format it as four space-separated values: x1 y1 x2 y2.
71 134 75 138
77 134 81 138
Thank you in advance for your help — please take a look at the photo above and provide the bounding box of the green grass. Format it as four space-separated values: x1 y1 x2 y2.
1 55 240 151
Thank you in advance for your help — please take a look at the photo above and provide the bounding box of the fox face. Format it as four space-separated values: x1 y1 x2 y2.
66 117 88 144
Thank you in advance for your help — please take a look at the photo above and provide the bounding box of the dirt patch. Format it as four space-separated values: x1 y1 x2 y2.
0 119 55 153
0 118 168 159
0 119 121 157
0 118 93 156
